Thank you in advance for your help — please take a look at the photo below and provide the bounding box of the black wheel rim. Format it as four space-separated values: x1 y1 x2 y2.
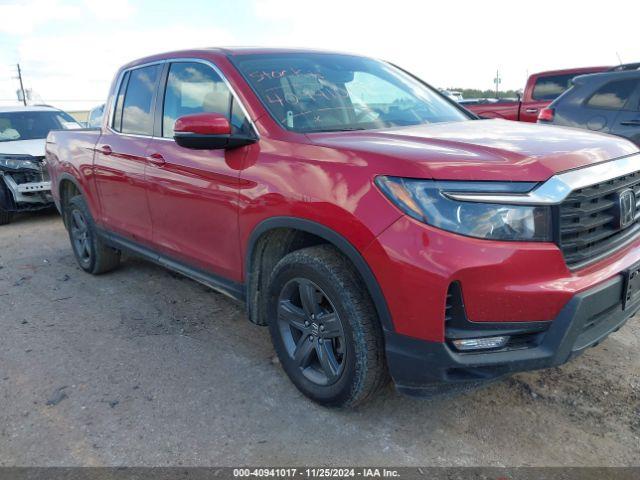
70 209 91 265
277 278 346 386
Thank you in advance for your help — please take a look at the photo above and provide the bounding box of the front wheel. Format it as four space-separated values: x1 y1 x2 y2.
267 245 388 407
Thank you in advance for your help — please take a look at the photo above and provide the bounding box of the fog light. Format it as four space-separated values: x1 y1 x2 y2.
452 336 510 351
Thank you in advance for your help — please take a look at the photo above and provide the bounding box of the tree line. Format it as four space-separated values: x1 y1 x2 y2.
447 87 521 99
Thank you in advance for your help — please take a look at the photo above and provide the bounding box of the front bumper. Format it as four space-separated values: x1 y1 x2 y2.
0 171 53 211
364 215 640 340
386 274 638 395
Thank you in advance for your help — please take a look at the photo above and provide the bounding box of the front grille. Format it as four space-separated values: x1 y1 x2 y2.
558 171 640 268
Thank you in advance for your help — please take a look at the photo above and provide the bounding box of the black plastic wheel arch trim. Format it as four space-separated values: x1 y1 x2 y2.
55 173 87 212
245 217 395 332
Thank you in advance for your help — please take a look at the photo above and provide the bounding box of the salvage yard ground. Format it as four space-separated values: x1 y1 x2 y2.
0 211 639 466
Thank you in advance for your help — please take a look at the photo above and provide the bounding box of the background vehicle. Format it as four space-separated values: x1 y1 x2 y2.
458 98 497 106
466 66 610 121
87 104 105 128
609 62 640 72
0 106 81 225
440 89 464 102
46 49 640 407
459 98 520 106
538 70 640 146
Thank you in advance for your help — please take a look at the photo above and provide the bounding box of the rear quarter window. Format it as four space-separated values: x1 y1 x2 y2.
586 79 639 110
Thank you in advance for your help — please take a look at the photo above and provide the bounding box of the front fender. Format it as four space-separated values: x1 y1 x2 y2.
244 216 395 333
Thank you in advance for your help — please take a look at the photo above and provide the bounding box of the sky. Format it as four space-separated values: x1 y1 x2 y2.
0 0 638 111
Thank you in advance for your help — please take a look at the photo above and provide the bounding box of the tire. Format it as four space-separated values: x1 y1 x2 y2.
267 245 388 407
66 195 120 274
0 207 11 225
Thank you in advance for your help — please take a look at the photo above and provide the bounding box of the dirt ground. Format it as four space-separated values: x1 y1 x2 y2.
0 211 638 466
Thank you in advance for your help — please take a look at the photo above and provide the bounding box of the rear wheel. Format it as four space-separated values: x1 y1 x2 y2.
267 245 388 407
66 196 120 274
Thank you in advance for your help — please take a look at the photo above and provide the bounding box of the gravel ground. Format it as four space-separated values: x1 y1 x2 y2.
0 211 639 467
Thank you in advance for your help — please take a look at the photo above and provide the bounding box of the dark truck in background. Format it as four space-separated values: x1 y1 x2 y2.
466 66 610 122
538 69 640 146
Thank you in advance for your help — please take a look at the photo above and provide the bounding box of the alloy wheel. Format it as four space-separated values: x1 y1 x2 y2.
277 278 347 386
70 209 92 264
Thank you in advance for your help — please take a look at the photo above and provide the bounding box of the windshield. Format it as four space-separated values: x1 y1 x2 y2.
0 110 80 142
232 53 469 133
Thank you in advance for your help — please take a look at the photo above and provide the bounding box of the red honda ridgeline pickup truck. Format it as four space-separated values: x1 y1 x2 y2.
46 48 640 407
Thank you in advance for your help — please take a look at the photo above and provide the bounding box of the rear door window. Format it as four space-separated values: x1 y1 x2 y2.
532 74 575 101
586 79 639 110
120 65 161 135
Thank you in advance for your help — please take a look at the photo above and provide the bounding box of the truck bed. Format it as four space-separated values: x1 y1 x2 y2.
465 101 521 121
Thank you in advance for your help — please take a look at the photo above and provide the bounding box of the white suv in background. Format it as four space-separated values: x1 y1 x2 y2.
0 106 81 225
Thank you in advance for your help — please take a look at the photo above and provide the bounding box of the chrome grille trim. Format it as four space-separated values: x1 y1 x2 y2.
445 153 640 205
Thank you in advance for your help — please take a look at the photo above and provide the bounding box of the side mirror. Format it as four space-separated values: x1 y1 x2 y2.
173 113 256 150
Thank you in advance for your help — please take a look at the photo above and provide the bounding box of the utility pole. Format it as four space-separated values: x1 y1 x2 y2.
616 52 623 66
16 63 27 106
493 69 501 99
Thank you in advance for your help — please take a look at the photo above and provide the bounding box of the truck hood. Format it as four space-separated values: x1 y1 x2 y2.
306 120 640 181
0 139 46 157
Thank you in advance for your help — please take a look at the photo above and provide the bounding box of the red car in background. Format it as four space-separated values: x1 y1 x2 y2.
466 66 610 122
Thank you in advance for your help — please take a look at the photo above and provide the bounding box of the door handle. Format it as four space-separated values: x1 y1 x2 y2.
146 152 166 166
620 120 640 126
524 108 539 114
99 145 112 155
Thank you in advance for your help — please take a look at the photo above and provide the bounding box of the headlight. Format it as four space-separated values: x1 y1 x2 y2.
0 154 41 171
375 176 552 241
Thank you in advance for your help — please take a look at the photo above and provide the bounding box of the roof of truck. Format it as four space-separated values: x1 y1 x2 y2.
120 47 367 70
211 47 352 56
529 66 611 78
